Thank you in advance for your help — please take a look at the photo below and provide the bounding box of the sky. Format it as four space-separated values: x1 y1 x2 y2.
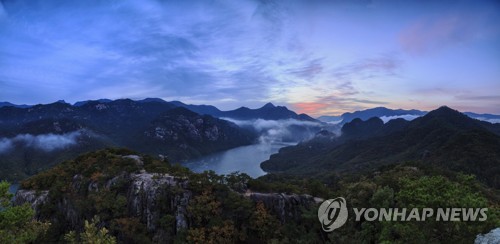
0 0 499 116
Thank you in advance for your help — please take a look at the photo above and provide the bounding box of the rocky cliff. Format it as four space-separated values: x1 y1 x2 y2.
244 192 322 223
13 149 319 243
475 228 500 244
15 170 319 229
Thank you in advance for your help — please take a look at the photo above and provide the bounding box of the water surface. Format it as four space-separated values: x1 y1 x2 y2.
183 142 294 178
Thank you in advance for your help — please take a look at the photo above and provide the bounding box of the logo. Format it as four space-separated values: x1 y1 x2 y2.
317 197 348 232
317 196 488 231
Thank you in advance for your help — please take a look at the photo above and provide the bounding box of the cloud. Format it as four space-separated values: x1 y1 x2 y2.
1 0 499 115
283 54 400 116
379 114 421 123
0 138 13 153
286 58 324 79
0 0 342 110
455 95 500 101
293 95 389 116
292 102 329 114
0 130 82 154
332 55 402 80
475 118 500 124
223 118 321 130
0 0 404 112
399 11 497 55
222 118 326 144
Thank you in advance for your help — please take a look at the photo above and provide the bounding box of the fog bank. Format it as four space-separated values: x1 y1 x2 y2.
380 114 421 123
222 118 326 144
0 130 83 154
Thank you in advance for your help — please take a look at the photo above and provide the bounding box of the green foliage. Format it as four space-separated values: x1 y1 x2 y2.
187 189 221 226
18 149 182 243
0 181 50 243
378 175 495 243
247 174 333 198
224 171 251 192
186 220 239 244
249 201 281 241
186 188 244 243
370 186 394 208
65 216 117 244
261 107 500 188
325 166 499 243
397 175 487 209
90 190 128 220
110 217 150 244
13 149 500 243
0 181 12 208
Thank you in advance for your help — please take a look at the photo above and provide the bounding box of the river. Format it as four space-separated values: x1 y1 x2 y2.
5 142 292 194
6 142 294 194
182 142 295 178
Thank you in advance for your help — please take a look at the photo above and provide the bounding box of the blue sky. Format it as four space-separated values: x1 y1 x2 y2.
1 0 499 116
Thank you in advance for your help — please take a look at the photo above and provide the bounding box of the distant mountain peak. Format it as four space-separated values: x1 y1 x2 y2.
332 107 426 124
426 106 462 118
262 102 276 109
137 98 167 103
436 105 453 110
73 99 112 106
0 102 32 108
411 106 485 131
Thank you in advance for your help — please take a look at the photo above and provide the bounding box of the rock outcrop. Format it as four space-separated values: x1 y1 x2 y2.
14 172 322 234
126 171 191 233
12 189 49 213
245 192 322 223
475 228 500 244
14 150 321 243
14 165 193 241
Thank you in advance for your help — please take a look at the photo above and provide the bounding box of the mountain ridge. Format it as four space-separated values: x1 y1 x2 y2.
262 106 500 187
0 99 257 181
170 100 317 121
317 106 500 124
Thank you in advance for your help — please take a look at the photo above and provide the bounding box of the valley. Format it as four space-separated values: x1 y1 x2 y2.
183 141 295 178
0 99 326 181
3 1 500 242
1 101 499 243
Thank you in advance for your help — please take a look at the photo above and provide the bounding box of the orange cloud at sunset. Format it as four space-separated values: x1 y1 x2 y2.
292 102 329 116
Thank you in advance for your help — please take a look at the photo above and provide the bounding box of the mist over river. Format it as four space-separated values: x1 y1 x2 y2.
181 118 330 178
182 142 295 178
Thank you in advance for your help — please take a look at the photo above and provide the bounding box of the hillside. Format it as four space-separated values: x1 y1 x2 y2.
134 107 257 160
0 101 32 108
14 149 320 243
12 149 499 243
262 106 500 188
0 100 257 181
318 107 425 124
340 107 425 124
317 106 500 125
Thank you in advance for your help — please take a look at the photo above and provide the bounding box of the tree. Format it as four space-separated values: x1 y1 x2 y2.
187 189 221 226
249 201 280 241
0 181 50 243
64 216 117 244
187 220 239 244
379 175 496 243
